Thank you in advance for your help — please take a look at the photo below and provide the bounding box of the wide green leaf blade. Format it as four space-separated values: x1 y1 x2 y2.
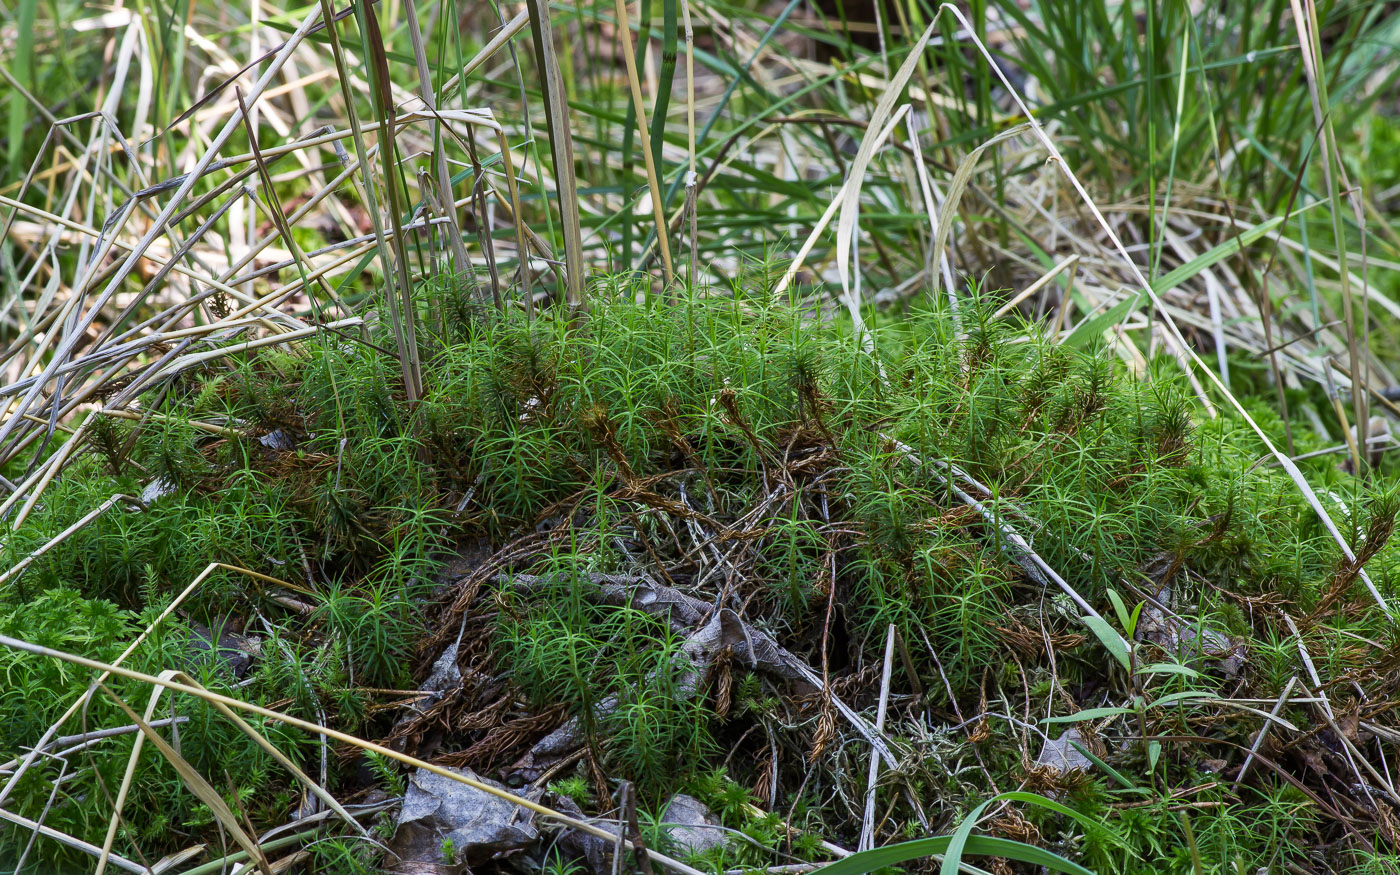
940 797 996 875
1150 215 1285 296
809 834 1097 875
1061 292 1143 350
1043 706 1134 724
1082 615 1132 671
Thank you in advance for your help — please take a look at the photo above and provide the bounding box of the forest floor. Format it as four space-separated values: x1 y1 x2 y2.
4 0 1400 872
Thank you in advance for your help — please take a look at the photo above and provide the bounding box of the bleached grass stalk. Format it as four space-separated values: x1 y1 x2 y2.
4 415 104 530
0 199 136 451
1287 0 1369 471
95 408 248 438
1238 677 1297 783
0 806 145 874
0 195 297 329
834 7 950 312
435 9 530 98
142 316 363 383
993 254 1079 320
402 0 474 278
887 433 1126 652
858 625 895 852
773 109 910 299
0 4 324 460
95 668 365 875
524 0 587 306
0 316 360 528
903 112 956 312
678 0 699 287
99 683 272 875
928 123 1032 307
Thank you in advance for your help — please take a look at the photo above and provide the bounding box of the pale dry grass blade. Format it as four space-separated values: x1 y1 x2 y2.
887 434 1124 642
403 0 474 278
993 254 1079 320
435 9 530 98
1282 614 1399 811
362 0 423 397
0 199 136 458
0 314 354 529
903 112 955 309
833 9 948 308
773 110 910 299
1163 228 1230 385
141 317 364 385
928 123 1031 307
0 805 146 874
96 667 366 875
95 407 250 438
5 414 103 530
0 4 325 471
0 195 303 329
1287 0 1369 468
488 126 537 310
315 0 415 388
235 87 322 312
0 494 134 591
857 624 895 852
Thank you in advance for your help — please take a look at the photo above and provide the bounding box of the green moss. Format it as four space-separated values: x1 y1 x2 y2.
3 284 1398 870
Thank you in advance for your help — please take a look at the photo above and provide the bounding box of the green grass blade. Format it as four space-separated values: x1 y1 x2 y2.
6 0 38 173
809 833 1096 875
940 796 997 875
1066 740 1142 791
360 0 423 397
649 0 679 173
1043 706 1135 724
1150 214 1287 296
1082 612 1131 672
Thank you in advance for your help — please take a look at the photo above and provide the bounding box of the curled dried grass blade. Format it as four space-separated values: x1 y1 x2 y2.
928 123 1031 307
834 9 948 309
